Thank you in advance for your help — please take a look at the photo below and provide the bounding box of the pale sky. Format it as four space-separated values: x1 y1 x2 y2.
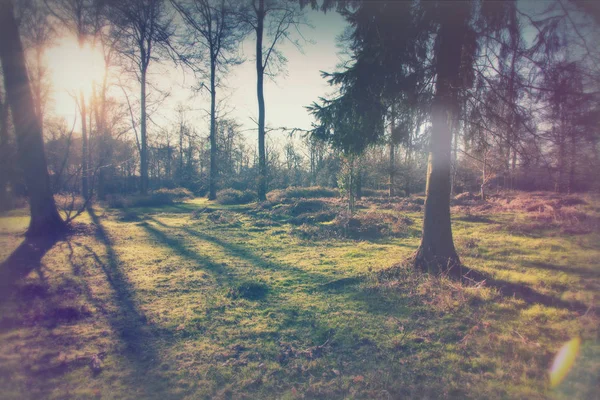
44 8 349 147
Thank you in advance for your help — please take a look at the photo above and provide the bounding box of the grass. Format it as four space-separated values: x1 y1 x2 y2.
0 192 598 399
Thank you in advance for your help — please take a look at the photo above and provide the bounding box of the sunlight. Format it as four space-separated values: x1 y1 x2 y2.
46 37 105 102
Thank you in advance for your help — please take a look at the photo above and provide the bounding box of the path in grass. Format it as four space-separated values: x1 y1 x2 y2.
0 195 598 399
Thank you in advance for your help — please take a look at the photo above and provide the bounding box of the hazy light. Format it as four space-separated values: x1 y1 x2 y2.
549 337 581 388
46 37 105 101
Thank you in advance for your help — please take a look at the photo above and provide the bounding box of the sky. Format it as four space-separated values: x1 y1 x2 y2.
44 8 350 147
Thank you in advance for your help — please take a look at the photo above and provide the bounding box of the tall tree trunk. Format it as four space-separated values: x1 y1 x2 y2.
568 132 576 194
80 90 89 199
140 66 148 194
451 117 458 196
0 96 13 211
556 127 565 193
209 60 218 200
413 5 466 274
0 0 65 237
179 122 184 184
389 103 395 197
481 149 487 201
256 0 267 201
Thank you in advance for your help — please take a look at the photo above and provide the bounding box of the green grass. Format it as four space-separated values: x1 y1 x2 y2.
0 193 598 399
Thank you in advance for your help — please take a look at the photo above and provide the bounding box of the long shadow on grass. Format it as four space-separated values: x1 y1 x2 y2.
149 217 333 287
463 267 589 312
140 221 227 277
87 209 166 397
525 261 600 279
0 235 61 301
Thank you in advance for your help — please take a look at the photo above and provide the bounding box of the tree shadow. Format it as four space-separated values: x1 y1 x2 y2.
140 221 228 277
148 217 332 287
462 267 589 313
86 209 165 396
525 261 600 279
0 234 62 302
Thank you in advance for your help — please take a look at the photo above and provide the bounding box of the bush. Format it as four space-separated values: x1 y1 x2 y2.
106 187 193 209
155 187 193 200
267 186 339 202
216 189 255 205
360 188 388 197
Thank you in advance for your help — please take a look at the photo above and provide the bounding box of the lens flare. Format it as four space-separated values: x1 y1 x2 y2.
549 337 581 388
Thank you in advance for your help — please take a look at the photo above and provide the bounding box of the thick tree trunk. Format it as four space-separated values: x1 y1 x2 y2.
140 67 148 194
0 98 13 211
256 0 267 201
0 0 65 237
80 90 89 199
451 118 458 196
209 61 218 200
413 5 465 275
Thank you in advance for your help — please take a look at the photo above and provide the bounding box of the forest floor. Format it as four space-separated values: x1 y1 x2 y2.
0 191 598 399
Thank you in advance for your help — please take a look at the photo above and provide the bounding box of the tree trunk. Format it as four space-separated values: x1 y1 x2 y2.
209 60 218 200
256 0 267 201
556 130 565 193
481 150 487 201
80 90 89 199
389 103 395 197
413 5 465 275
0 97 13 211
0 0 65 237
568 132 576 194
140 66 148 194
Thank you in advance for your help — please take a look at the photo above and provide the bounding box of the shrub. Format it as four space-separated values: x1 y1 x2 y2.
216 189 255 205
267 186 339 202
360 188 388 197
155 187 193 200
106 194 130 209
105 187 193 209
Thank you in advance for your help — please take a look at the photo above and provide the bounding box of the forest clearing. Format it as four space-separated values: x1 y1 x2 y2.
0 190 598 399
1 0 600 398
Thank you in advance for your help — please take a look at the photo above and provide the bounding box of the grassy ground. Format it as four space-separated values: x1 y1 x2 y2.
0 192 598 399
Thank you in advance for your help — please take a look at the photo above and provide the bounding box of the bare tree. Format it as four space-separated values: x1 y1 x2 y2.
242 0 307 201
0 0 65 236
108 0 175 194
45 0 99 200
172 0 245 199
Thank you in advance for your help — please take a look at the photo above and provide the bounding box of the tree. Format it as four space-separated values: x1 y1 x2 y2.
172 0 245 200
108 0 174 194
0 0 65 236
19 0 55 135
0 78 16 211
308 0 524 275
45 0 98 200
243 0 306 201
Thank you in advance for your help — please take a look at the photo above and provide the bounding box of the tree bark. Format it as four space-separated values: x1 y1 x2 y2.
0 96 13 211
256 0 267 201
80 90 89 199
209 60 218 200
568 131 576 194
0 0 65 237
140 66 148 194
413 6 465 275
389 103 395 197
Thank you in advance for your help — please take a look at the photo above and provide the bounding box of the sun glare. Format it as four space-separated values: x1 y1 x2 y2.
46 37 105 101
